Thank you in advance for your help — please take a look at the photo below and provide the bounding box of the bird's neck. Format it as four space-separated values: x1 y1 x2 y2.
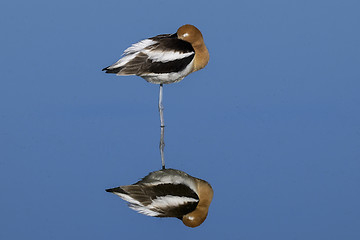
193 43 209 72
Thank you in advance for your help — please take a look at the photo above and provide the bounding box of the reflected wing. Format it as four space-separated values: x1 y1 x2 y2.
106 183 199 218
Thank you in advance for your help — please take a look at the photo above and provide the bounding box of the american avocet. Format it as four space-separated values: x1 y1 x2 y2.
102 25 209 169
106 169 213 228
102 24 209 84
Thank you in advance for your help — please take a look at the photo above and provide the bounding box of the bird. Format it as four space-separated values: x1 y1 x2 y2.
106 168 214 228
102 24 209 84
102 24 209 169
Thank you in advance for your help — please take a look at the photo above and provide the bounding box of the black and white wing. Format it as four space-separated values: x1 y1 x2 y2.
102 34 195 76
106 183 199 218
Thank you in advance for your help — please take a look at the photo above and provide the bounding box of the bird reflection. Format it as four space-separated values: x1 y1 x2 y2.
106 168 213 228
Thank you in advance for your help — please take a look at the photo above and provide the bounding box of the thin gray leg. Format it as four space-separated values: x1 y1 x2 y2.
159 84 165 169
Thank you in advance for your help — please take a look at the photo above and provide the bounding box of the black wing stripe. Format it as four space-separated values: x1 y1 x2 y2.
149 36 194 54
158 201 198 218
145 54 194 74
143 183 199 199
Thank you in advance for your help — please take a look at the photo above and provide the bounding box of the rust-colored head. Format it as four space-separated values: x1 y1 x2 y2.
177 24 205 47
177 24 209 72
182 207 209 228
